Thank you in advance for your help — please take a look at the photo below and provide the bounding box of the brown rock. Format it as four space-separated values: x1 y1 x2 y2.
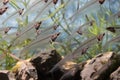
12 60 38 80
60 62 86 80
110 67 120 80
0 70 9 80
80 52 120 80
0 70 15 80
30 49 62 80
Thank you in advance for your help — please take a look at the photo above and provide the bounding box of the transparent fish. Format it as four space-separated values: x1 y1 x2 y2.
66 20 94 41
19 32 60 54
0 26 16 32
12 31 35 46
107 11 120 23
36 24 59 39
0 27 17 37
2 8 24 24
104 35 120 48
22 0 43 16
33 0 53 21
2 32 17 40
76 20 94 35
111 11 120 18
39 0 74 21
68 0 105 22
11 22 42 46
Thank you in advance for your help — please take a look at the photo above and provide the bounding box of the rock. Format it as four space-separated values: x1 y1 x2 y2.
12 60 38 80
30 49 62 80
48 60 79 80
110 67 120 80
0 70 15 80
80 52 120 80
0 70 9 80
0 51 120 80
60 62 86 80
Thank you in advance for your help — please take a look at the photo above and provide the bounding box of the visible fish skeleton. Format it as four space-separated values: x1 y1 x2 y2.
104 35 120 49
76 20 94 35
23 0 43 16
69 0 105 22
33 0 53 21
19 32 61 54
2 8 24 24
10 21 42 46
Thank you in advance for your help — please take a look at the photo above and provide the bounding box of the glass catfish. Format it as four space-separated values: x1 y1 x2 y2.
104 35 120 49
69 0 105 22
19 32 60 54
9 21 42 46
2 8 24 24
